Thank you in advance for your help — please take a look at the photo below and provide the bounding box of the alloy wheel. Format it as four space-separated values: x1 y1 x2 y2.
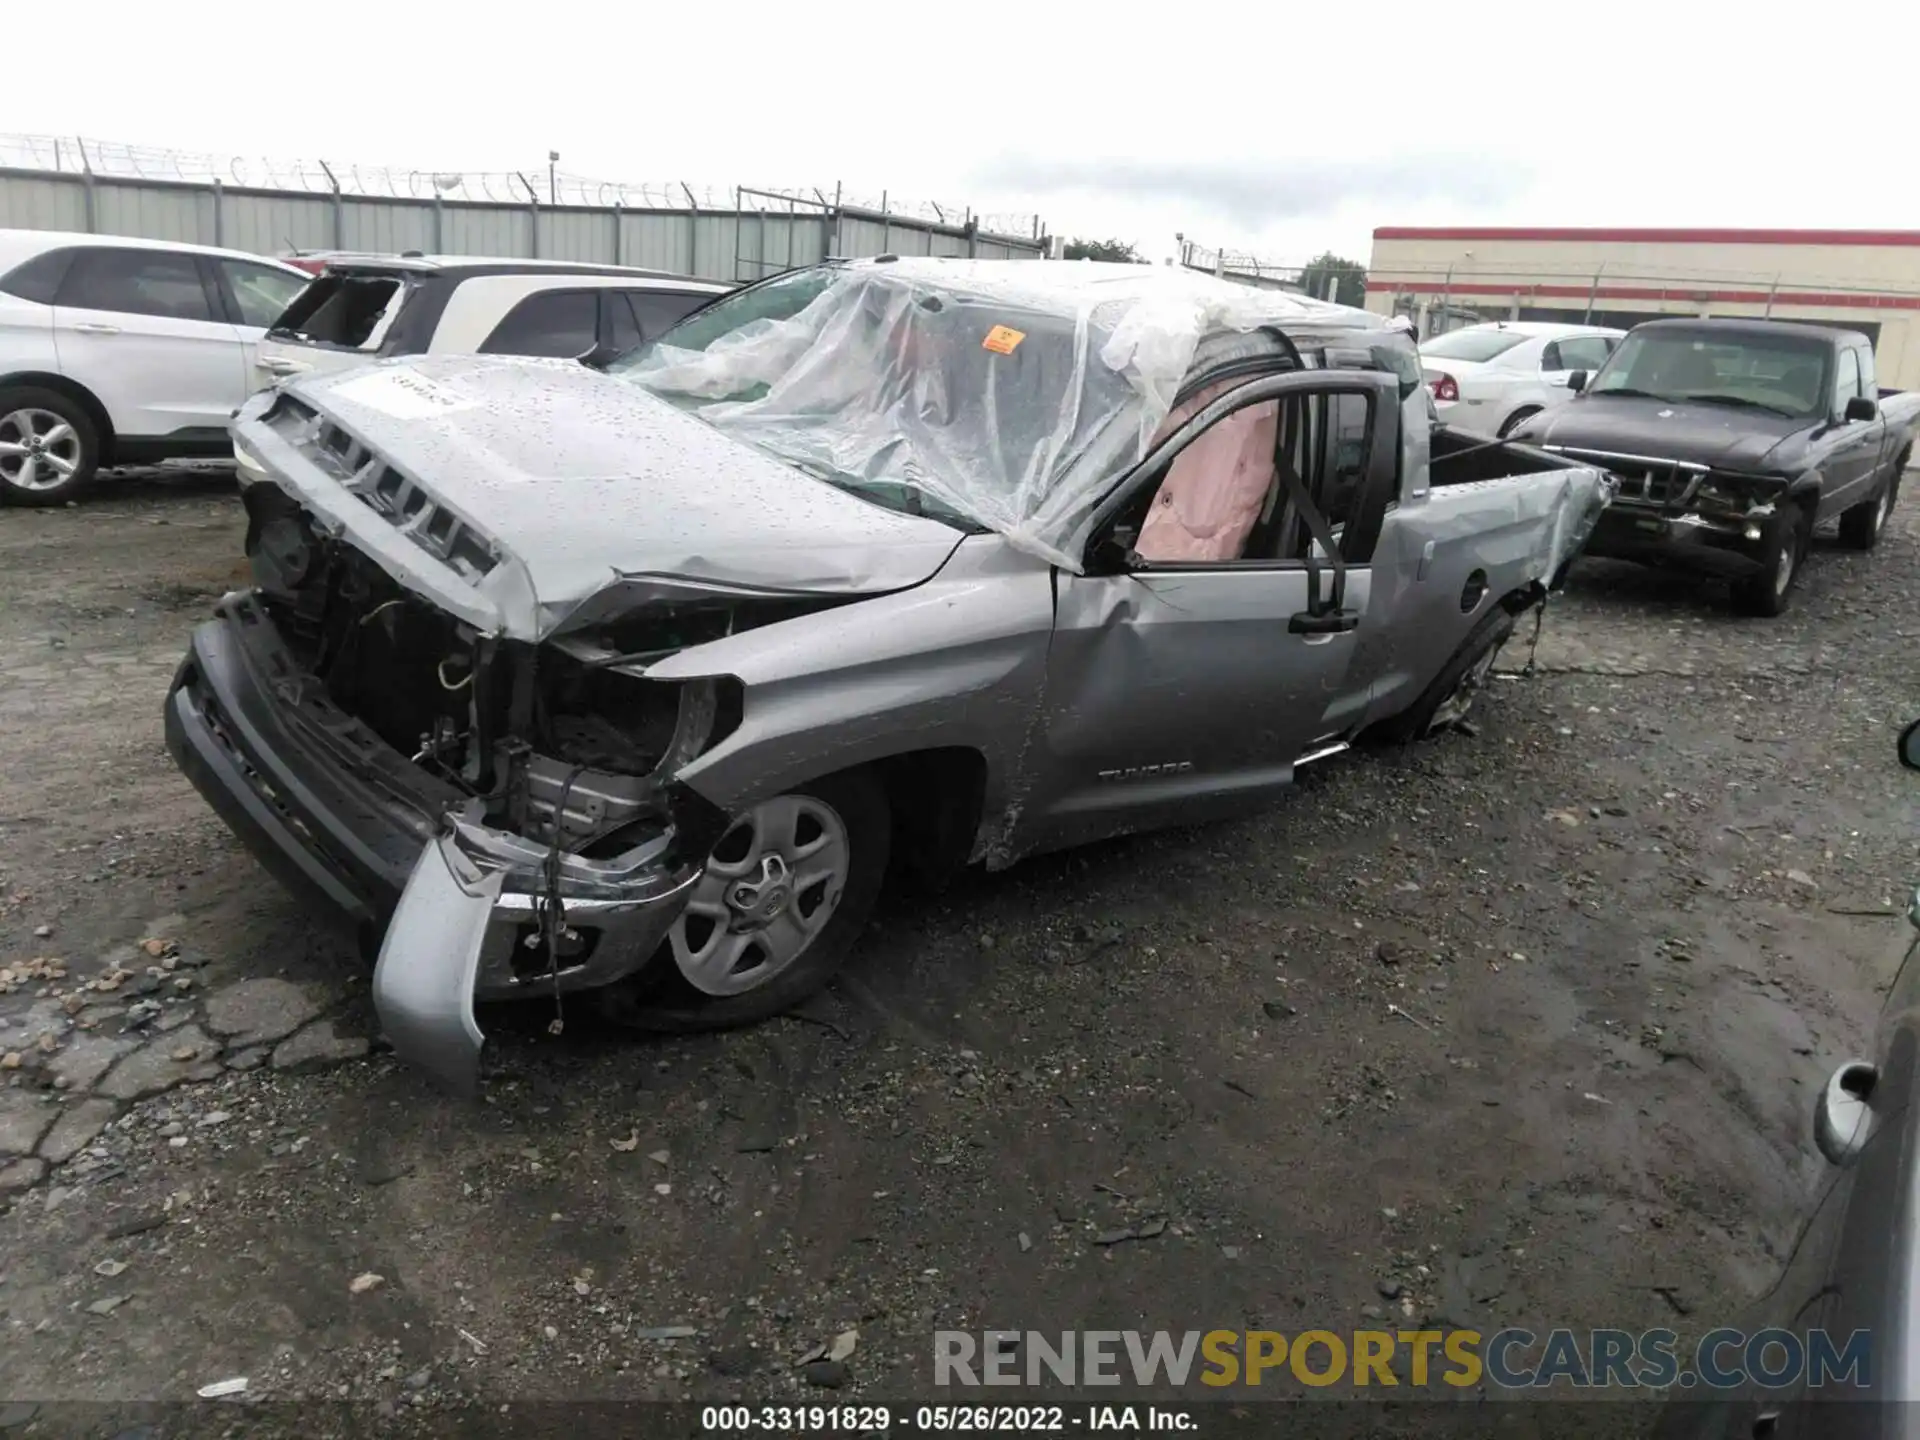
0 409 81 492
669 794 851 996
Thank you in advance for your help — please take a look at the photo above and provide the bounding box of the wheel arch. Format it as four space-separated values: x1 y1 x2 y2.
882 745 989 889
1499 578 1549 614
1784 468 1823 508
0 371 117 461
1498 404 1543 438
824 746 991 894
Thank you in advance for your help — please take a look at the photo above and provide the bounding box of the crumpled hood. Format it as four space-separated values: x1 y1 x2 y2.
236 355 969 641
1520 394 1812 471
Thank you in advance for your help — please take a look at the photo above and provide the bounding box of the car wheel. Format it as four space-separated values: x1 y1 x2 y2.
0 388 100 507
1731 500 1811 617
1497 406 1542 439
1369 605 1518 744
1838 466 1902 550
597 768 891 1031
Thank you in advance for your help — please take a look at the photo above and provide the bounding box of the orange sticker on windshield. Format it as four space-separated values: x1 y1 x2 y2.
981 325 1026 354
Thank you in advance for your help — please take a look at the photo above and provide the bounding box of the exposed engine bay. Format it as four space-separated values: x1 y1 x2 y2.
241 480 745 859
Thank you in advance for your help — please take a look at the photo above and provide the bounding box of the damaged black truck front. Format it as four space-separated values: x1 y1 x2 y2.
1513 317 1918 616
165 393 740 1093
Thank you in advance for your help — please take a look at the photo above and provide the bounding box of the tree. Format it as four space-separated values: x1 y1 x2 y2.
1298 251 1367 308
1062 237 1145 264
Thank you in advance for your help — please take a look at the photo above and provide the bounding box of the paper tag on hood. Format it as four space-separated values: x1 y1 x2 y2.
330 368 480 421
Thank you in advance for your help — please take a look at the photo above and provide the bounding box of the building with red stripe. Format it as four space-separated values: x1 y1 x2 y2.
1364 227 1920 386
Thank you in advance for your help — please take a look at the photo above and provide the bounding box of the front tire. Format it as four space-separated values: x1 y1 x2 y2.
1731 500 1810 617
1838 464 1902 550
0 387 100 506
598 769 891 1031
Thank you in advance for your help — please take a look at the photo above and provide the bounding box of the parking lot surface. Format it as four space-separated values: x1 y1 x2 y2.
0 467 1915 1418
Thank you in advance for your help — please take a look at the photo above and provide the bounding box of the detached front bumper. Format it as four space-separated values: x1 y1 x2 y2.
1583 503 1774 578
164 594 716 1092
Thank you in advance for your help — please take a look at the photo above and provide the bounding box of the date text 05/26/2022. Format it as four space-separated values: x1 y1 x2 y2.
701 1406 1192 1432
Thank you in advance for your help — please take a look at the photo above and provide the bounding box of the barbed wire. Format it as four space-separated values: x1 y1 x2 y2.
1181 241 1312 274
1178 240 1319 287
0 133 1043 239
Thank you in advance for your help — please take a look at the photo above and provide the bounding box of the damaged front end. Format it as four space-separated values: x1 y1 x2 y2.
1544 446 1790 577
167 480 802 1093
170 363 963 1094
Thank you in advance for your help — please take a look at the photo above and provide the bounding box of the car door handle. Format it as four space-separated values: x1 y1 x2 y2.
72 321 120 335
255 357 304 375
1289 610 1360 636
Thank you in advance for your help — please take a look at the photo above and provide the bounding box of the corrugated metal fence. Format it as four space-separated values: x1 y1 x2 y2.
0 142 1049 279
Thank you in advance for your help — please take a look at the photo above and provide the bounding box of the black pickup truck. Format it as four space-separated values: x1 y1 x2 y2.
1511 318 1920 615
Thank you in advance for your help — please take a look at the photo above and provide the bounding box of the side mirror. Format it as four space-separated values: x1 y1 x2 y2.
1565 370 1588 394
1899 717 1920 770
1814 1060 1878 1166
578 341 621 371
1845 394 1878 423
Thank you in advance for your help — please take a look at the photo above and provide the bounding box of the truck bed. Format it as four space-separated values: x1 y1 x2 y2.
1878 388 1920 457
1428 423 1596 487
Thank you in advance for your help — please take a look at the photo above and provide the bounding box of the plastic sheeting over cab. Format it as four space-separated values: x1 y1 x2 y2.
612 259 1409 570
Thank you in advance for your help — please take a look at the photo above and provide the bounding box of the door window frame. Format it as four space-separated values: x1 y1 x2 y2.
600 290 642 354
0 245 78 305
476 286 604 358
210 257 307 330
620 287 717 346
54 245 226 325
1083 368 1404 577
1832 346 1861 417
1549 335 1611 373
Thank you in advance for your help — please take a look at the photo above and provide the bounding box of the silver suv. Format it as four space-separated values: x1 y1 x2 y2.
165 258 1613 1089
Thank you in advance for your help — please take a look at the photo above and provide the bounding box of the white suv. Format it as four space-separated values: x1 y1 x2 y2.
0 229 310 505
250 256 730 389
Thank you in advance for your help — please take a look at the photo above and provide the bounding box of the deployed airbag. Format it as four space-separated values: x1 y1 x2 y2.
1135 378 1279 563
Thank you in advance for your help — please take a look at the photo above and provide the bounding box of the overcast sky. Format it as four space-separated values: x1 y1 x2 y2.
15 1 1920 266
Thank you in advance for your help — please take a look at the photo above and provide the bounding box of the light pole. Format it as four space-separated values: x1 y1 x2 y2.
548 150 559 206
1435 249 1473 336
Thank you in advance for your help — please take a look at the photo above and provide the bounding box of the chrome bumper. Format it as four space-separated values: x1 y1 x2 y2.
374 830 701 1095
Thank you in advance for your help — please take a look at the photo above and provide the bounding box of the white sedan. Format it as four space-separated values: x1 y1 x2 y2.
1419 321 1624 438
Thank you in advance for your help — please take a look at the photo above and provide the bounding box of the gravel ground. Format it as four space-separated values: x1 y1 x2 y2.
0 466 1916 1425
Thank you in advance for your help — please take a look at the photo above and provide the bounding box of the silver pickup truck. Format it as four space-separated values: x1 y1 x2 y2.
164 259 1614 1090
